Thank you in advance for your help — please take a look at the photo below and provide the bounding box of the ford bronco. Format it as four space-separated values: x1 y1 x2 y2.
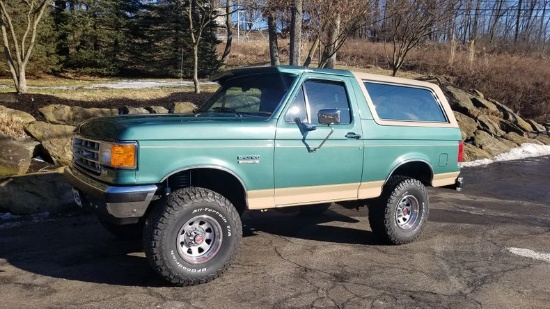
65 66 463 285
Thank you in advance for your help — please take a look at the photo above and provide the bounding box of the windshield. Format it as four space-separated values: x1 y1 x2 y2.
200 72 297 117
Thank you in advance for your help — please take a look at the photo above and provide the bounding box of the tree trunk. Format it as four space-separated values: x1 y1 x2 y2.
267 11 280 66
193 44 200 94
515 0 523 43
220 0 232 66
289 0 302 65
303 35 319 67
320 14 340 69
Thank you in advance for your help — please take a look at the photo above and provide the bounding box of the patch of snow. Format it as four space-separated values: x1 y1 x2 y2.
507 247 550 263
83 80 216 89
1 80 217 90
460 143 550 168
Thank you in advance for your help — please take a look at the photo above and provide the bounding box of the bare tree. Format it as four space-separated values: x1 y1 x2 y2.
185 0 231 93
384 0 455 76
0 0 50 94
304 0 370 68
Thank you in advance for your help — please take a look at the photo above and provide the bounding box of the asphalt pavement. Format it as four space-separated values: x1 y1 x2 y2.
1 157 549 309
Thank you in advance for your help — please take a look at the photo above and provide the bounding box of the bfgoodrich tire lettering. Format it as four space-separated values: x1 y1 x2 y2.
144 187 242 286
368 176 429 245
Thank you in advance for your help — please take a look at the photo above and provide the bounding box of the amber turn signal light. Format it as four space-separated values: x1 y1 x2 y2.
111 144 136 168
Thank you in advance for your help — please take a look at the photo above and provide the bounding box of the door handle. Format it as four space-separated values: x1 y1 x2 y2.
345 132 361 139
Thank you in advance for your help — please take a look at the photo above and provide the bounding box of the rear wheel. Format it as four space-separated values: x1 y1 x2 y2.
368 176 429 244
144 187 242 286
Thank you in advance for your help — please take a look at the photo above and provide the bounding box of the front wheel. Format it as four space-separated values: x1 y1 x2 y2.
144 187 242 286
368 176 429 245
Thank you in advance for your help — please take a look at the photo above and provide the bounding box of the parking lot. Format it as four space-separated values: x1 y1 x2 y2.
1 157 550 309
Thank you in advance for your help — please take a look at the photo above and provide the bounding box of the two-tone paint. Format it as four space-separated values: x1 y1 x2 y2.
66 66 462 219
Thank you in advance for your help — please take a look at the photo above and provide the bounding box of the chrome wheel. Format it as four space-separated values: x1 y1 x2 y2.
177 215 223 264
395 194 419 230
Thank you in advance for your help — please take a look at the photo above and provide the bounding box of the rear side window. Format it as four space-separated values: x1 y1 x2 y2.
364 82 447 122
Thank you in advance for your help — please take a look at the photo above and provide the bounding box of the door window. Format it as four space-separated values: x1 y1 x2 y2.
285 79 351 124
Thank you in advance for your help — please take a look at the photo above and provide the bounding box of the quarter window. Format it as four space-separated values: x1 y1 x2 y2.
365 82 447 122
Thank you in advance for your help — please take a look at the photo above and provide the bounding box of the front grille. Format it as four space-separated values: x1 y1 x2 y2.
73 137 101 174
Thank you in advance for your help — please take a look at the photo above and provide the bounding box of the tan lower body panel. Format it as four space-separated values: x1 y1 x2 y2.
432 171 461 187
248 182 366 210
247 171 460 210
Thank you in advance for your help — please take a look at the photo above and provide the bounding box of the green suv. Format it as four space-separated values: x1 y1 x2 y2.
65 66 463 285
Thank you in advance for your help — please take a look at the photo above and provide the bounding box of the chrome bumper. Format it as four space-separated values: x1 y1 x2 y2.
64 165 158 220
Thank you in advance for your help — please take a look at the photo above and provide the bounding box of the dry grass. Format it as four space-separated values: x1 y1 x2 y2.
0 113 26 139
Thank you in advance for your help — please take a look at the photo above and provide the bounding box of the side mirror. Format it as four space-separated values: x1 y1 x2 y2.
318 109 341 125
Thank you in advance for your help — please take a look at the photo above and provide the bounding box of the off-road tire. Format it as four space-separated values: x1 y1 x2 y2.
298 203 331 216
144 187 242 286
368 176 429 245
98 218 144 240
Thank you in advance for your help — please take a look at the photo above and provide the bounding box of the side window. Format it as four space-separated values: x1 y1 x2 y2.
365 82 447 122
285 79 351 124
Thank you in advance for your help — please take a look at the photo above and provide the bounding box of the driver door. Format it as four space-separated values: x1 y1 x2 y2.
273 75 364 206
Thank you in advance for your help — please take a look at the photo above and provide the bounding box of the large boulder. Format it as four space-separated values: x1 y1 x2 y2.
454 111 477 140
477 114 505 137
25 121 75 166
170 102 197 114
39 104 117 126
471 97 502 117
0 105 36 124
472 130 511 156
146 106 169 114
0 133 38 176
490 100 533 132
503 132 542 146
463 142 491 161
527 119 546 133
445 86 480 118
0 168 74 214
119 106 150 114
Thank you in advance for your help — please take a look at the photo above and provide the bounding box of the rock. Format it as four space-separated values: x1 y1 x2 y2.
453 111 477 140
463 142 491 161
478 114 505 136
535 134 550 144
0 105 36 124
445 86 480 118
170 102 197 114
25 121 75 166
527 119 546 133
39 104 117 126
472 130 511 156
0 133 38 176
498 119 525 136
0 168 74 214
146 106 169 114
490 100 533 132
503 132 542 146
471 97 502 117
119 106 150 114
472 89 485 99
498 137 519 148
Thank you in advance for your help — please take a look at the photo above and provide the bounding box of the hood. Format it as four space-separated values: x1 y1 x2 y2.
76 113 277 141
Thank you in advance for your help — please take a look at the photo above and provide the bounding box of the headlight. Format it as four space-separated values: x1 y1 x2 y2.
99 142 137 169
